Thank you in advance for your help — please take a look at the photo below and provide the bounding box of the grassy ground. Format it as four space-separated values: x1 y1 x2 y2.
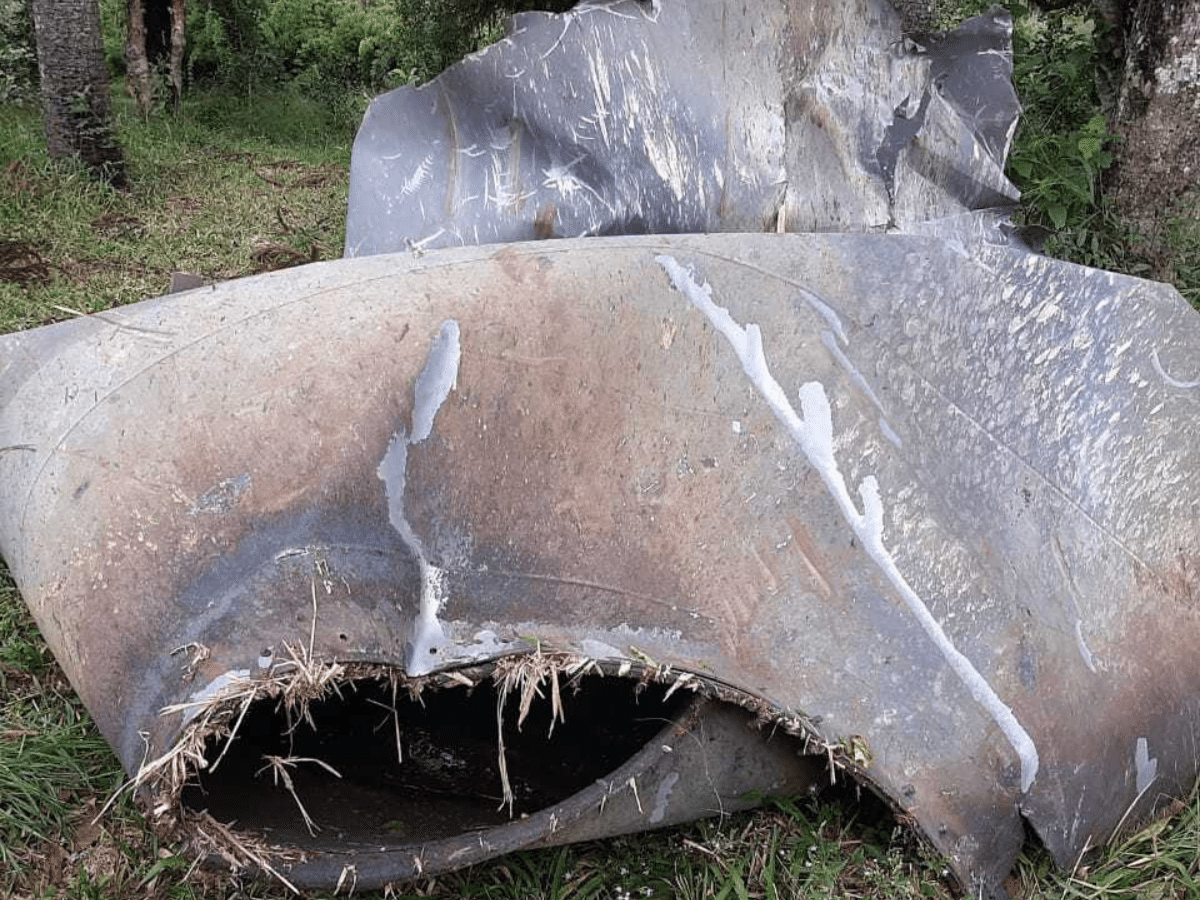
3 3 1200 897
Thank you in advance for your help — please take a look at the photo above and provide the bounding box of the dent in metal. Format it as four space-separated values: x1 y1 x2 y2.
2 0 1198 896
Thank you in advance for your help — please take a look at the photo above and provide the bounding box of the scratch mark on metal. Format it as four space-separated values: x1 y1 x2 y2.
400 155 434 197
1150 347 1200 389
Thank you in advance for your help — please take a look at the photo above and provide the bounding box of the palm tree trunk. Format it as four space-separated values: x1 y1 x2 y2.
30 0 127 187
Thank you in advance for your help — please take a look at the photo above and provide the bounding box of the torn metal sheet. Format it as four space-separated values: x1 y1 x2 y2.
345 0 1019 256
3 234 1200 897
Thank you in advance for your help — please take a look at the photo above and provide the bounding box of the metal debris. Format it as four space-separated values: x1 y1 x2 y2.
3 1 1199 898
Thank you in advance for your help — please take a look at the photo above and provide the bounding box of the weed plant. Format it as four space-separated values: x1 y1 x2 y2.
1007 5 1118 233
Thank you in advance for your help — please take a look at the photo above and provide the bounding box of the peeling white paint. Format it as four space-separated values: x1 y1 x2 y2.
378 320 462 676
1135 736 1157 795
181 669 251 725
411 322 461 442
656 255 1040 793
650 771 679 824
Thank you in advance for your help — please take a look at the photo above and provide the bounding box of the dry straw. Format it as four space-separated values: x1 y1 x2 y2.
99 625 833 892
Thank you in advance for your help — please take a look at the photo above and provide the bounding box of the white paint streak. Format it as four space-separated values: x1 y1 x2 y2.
798 289 847 344
642 122 688 202
182 669 251 725
656 255 1040 793
879 417 903 448
411 322 461 442
1135 737 1157 795
542 155 588 197
378 321 462 676
650 771 680 824
541 156 614 212
821 330 884 409
585 49 611 145
409 228 445 252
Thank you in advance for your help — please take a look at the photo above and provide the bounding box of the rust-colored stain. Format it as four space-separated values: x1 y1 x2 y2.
3 233 1200 897
533 202 558 240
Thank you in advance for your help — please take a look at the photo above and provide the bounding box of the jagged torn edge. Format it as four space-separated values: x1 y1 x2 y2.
654 254 1039 793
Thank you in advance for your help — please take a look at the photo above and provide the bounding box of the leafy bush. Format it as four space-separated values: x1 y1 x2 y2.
1010 111 1116 231
99 0 128 76
0 0 36 103
185 0 520 99
187 0 285 91
1005 2 1119 236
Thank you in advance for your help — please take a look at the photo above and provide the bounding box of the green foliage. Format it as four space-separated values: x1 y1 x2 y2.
0 0 36 103
1006 3 1119 236
1011 111 1116 231
98 0 128 76
184 0 504 100
0 566 124 881
187 0 281 91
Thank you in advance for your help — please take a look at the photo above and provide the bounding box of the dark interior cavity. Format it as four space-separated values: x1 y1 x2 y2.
181 673 691 849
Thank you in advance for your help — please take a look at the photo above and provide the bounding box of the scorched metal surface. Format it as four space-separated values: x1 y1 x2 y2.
3 233 1199 895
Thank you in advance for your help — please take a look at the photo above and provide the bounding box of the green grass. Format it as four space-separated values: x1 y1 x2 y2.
3 3 1200 896
0 89 349 331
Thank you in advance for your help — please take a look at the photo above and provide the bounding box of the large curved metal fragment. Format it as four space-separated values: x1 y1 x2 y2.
346 0 1020 255
3 232 1199 895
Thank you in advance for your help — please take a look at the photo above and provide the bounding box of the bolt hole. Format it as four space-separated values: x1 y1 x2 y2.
338 633 348 642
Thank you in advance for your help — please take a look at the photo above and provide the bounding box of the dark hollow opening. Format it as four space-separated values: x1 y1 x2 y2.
181 672 691 849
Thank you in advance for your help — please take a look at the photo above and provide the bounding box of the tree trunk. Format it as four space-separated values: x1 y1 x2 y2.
126 0 154 115
30 0 127 187
169 0 185 112
1110 0 1200 246
127 0 187 115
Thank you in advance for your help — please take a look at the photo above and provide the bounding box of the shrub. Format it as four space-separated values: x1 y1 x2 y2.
0 0 36 103
1006 2 1119 234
